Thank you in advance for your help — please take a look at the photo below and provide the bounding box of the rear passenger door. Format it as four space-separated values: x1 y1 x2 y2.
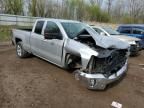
30 20 45 56
132 28 144 37
119 27 132 36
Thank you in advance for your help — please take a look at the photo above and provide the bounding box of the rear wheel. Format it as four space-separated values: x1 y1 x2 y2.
16 42 30 58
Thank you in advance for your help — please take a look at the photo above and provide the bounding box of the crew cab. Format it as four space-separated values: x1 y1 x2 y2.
92 26 141 55
12 19 130 90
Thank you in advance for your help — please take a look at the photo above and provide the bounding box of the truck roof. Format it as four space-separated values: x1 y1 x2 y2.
36 18 80 23
118 24 144 30
119 24 144 27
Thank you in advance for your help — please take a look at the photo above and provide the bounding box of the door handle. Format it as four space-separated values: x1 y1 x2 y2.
43 39 55 45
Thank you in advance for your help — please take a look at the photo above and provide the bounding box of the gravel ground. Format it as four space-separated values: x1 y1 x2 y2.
0 42 144 108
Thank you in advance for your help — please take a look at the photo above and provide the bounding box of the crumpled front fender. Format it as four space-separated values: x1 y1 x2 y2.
64 39 98 69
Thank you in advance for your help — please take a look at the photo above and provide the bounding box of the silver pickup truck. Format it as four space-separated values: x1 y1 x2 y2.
12 19 130 90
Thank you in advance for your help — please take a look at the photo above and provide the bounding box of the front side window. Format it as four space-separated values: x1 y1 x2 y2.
44 21 60 34
132 28 144 34
44 21 62 40
34 21 45 34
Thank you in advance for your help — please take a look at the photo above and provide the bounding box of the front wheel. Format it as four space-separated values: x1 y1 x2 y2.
16 42 30 58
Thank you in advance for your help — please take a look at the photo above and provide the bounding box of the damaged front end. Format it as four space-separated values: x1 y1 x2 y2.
74 49 128 90
63 24 130 90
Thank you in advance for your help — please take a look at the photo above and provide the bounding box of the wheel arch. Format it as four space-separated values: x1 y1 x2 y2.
15 38 22 44
64 52 82 69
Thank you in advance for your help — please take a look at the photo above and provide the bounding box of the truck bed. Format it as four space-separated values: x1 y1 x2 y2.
12 29 32 38
12 28 32 52
17 28 32 32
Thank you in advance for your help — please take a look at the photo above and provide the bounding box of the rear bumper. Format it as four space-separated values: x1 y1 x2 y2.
75 60 128 90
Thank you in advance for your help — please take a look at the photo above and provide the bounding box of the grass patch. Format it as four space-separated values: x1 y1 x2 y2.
0 26 11 42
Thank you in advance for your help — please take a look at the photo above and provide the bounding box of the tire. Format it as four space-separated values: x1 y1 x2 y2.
65 54 71 69
65 54 75 70
65 54 80 71
16 42 30 58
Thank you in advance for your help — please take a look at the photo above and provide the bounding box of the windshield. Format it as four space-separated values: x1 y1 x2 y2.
61 22 86 39
103 27 120 35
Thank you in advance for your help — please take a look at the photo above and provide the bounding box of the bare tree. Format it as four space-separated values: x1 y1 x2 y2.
3 0 23 15
112 0 125 18
89 0 103 7
89 0 96 5
29 0 37 16
23 0 30 15
77 0 85 20
128 0 144 20
107 0 115 14
0 0 4 13
61 0 71 19
37 0 47 17
29 0 56 17
45 0 54 17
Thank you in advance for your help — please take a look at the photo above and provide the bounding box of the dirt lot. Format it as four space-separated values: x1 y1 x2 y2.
0 42 144 108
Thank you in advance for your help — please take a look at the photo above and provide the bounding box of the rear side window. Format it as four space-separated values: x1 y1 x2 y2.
120 27 131 34
132 28 144 34
34 21 45 34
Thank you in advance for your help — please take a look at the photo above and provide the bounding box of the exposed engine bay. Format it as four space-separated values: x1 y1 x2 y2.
74 29 96 49
86 50 127 77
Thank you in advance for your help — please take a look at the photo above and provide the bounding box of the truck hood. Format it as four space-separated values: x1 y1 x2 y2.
64 27 129 69
110 35 140 42
86 27 130 49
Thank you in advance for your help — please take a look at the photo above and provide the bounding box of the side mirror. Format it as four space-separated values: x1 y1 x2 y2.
100 32 107 36
44 32 63 40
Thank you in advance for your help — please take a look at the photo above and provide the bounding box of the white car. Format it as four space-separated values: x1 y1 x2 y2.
92 26 141 55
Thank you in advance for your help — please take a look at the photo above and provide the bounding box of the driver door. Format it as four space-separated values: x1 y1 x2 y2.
40 21 64 65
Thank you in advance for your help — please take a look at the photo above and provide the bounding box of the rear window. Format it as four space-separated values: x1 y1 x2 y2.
34 21 45 34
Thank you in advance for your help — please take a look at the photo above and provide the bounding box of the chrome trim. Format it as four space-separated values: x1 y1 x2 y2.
75 60 128 90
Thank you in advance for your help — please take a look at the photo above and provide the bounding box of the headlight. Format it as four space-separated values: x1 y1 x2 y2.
129 41 136 45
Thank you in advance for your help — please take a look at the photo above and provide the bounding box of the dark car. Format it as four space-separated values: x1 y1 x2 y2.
117 24 144 49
